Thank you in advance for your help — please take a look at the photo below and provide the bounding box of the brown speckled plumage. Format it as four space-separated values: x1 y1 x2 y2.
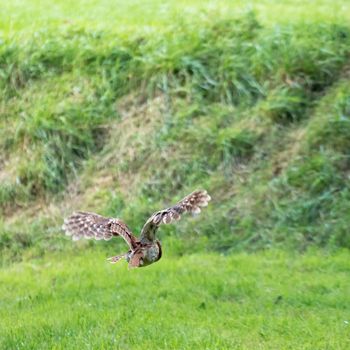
62 190 211 268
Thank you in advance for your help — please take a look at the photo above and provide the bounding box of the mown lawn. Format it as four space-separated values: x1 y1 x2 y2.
1 249 349 349
1 0 349 37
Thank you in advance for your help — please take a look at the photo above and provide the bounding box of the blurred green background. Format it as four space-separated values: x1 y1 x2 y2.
0 1 349 349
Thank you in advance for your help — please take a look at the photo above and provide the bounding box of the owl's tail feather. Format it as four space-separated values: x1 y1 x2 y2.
107 253 127 264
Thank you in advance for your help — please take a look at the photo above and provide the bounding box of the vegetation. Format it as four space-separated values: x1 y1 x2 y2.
1 5 350 260
1 249 349 349
1 2 350 348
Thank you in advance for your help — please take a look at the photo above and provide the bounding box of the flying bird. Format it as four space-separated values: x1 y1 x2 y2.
62 190 211 268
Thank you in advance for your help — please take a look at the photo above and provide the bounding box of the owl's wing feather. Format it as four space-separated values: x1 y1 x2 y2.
62 211 137 249
140 190 211 243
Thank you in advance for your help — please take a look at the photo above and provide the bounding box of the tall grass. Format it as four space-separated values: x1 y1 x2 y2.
1 10 350 260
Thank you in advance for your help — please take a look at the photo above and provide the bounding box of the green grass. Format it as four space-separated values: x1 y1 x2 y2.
1 0 350 37
2 8 350 256
1 2 350 348
1 249 349 349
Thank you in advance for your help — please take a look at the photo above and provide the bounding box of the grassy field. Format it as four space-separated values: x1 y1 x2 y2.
1 249 350 349
1 1 350 348
1 0 350 37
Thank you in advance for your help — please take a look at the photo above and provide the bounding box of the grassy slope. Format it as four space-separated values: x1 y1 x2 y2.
1 250 349 349
1 4 350 259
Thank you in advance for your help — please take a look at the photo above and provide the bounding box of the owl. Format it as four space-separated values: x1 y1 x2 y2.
62 190 211 268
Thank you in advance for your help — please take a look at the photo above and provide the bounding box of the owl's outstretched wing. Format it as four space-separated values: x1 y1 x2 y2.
62 211 137 249
140 190 211 243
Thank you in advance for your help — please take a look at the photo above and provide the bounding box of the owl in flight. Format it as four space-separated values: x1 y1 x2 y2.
62 190 211 268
